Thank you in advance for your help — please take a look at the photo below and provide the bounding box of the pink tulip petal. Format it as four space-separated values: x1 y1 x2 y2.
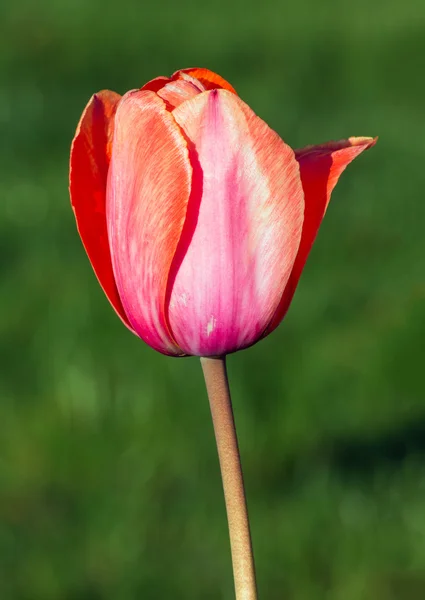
168 89 304 356
157 79 204 110
106 90 192 356
69 90 134 330
172 72 206 92
265 136 377 335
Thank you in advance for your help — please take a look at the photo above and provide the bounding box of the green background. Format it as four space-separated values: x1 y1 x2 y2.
1 0 424 598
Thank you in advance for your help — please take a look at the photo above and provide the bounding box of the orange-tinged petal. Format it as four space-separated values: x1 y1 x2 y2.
139 69 236 110
157 79 204 110
69 90 134 330
106 90 192 356
174 67 237 94
168 89 304 356
265 136 377 335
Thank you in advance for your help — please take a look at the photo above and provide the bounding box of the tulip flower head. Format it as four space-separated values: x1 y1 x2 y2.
70 68 376 358
70 68 377 599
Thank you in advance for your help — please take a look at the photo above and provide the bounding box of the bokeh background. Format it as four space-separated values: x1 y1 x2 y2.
1 0 424 598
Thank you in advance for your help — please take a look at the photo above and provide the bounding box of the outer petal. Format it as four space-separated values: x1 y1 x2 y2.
265 136 377 335
69 90 133 330
168 89 304 356
106 91 192 356
173 68 237 94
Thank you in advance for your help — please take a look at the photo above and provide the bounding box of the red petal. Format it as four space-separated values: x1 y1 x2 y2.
140 76 171 93
69 90 134 330
173 67 237 94
265 136 377 335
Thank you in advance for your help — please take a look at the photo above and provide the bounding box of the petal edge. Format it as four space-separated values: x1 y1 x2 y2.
173 67 237 94
106 91 193 356
69 90 134 330
265 136 377 335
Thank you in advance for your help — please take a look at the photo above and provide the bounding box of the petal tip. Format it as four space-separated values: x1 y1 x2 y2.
348 135 378 149
172 67 237 94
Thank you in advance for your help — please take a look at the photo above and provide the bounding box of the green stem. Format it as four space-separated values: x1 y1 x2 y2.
200 356 258 600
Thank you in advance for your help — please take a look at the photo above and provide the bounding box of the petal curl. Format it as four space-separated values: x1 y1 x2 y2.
173 68 237 94
168 89 304 356
106 91 192 356
265 136 377 335
141 68 237 110
140 76 171 93
141 74 203 109
157 80 204 110
69 90 134 329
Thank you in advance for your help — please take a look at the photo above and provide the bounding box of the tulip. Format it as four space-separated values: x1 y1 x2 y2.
70 67 376 358
69 68 376 600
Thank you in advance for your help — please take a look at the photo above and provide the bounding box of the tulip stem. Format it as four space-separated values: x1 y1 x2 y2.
200 356 258 600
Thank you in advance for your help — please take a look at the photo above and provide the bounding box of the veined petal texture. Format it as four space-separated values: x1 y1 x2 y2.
168 90 304 356
106 91 192 355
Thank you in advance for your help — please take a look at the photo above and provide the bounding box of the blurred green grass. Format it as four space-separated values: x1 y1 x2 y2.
0 0 424 598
